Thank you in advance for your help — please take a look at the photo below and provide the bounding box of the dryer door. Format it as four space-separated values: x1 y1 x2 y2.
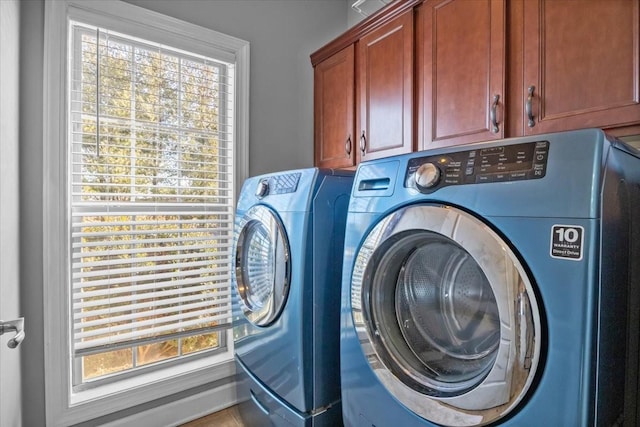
352 204 541 426
235 205 290 327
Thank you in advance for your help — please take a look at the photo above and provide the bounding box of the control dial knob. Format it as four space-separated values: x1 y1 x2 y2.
255 179 269 198
414 163 441 191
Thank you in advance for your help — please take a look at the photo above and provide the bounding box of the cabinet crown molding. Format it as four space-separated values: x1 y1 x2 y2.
310 0 422 66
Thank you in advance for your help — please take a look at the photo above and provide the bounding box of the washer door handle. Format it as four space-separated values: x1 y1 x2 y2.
518 293 534 369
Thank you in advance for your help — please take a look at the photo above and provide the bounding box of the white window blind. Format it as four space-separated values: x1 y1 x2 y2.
69 22 234 363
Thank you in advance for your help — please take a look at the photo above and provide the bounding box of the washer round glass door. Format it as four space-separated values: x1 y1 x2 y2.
235 205 290 327
352 204 541 426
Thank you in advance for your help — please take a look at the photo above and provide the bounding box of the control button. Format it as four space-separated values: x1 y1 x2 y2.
255 179 269 198
535 141 549 149
445 168 461 181
476 173 508 183
414 162 441 191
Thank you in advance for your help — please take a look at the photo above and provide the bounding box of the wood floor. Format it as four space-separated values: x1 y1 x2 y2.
180 405 246 427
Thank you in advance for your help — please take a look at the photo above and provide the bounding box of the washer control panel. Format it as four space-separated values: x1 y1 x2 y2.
405 141 549 193
255 172 302 198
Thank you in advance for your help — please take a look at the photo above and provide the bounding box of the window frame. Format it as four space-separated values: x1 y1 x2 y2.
43 1 249 425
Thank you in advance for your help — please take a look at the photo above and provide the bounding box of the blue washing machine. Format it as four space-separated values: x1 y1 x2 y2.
340 129 640 426
233 168 354 426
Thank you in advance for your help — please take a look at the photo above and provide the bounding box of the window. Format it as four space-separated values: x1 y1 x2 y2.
70 21 234 386
44 1 249 425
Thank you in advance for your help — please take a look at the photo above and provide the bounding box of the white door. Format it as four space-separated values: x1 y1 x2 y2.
0 1 24 425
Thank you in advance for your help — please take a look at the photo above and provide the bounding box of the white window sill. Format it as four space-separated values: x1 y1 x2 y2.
52 348 236 426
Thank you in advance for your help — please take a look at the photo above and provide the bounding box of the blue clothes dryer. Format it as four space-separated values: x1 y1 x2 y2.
340 129 640 426
233 168 353 426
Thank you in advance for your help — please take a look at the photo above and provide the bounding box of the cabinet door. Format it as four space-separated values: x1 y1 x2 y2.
523 0 640 135
314 45 355 169
357 10 414 162
419 0 506 149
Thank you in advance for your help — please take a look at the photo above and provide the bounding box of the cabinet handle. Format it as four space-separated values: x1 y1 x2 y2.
526 85 535 128
345 135 352 157
359 131 366 156
490 94 500 133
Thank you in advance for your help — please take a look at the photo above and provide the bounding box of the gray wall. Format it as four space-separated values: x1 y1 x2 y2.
19 1 347 425
20 1 46 427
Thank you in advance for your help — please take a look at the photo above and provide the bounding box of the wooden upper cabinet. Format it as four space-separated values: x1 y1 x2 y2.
312 0 640 167
523 0 640 135
357 10 414 162
314 45 356 169
419 0 506 150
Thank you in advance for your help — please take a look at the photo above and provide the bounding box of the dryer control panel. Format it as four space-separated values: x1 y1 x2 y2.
256 172 302 198
405 141 549 193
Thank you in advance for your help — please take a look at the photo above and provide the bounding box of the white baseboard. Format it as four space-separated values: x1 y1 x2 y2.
100 380 242 427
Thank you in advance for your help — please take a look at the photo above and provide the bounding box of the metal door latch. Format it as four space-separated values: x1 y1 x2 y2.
0 318 25 349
